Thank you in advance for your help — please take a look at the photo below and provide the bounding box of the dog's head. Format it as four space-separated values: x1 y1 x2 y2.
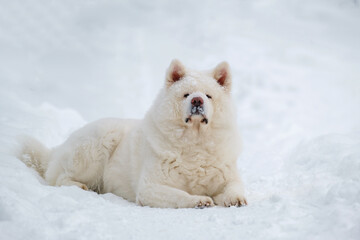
151 59 234 131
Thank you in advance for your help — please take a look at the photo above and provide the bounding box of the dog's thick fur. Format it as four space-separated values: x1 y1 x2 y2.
18 60 247 208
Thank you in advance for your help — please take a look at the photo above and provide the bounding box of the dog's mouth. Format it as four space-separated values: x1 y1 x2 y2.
185 106 208 124
191 106 205 115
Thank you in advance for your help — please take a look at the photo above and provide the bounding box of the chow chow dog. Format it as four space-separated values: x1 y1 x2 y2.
18 59 247 208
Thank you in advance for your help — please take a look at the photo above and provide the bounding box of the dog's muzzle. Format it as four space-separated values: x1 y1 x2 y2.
185 96 208 124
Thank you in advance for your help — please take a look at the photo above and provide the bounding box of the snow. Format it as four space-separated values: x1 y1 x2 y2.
1 0 360 239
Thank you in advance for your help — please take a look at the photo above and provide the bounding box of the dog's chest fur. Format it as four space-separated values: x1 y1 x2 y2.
160 132 229 196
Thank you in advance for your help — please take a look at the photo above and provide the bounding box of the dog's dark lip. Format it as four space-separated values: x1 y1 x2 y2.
185 115 208 124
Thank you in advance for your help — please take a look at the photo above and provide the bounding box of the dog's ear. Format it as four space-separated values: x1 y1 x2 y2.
213 61 231 91
166 59 185 87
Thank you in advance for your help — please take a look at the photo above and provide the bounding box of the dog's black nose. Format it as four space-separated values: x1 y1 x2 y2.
191 97 204 107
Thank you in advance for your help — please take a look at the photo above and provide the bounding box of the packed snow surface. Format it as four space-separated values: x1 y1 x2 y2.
1 0 360 239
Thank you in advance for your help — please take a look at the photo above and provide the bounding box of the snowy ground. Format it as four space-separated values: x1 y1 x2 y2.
1 0 360 239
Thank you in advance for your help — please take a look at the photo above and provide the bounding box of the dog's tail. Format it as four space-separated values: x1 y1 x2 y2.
16 136 50 178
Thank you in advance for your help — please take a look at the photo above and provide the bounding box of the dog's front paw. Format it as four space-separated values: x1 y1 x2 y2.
214 192 247 207
193 196 214 209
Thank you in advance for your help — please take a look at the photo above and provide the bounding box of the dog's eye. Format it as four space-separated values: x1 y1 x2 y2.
184 93 189 98
206 94 212 99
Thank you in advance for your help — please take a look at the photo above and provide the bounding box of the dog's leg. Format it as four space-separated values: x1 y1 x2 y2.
55 174 89 191
213 180 247 207
137 183 214 208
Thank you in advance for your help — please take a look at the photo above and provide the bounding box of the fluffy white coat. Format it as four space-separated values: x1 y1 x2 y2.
18 60 247 208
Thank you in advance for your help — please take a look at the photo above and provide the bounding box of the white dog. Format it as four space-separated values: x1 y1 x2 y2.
18 60 247 208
